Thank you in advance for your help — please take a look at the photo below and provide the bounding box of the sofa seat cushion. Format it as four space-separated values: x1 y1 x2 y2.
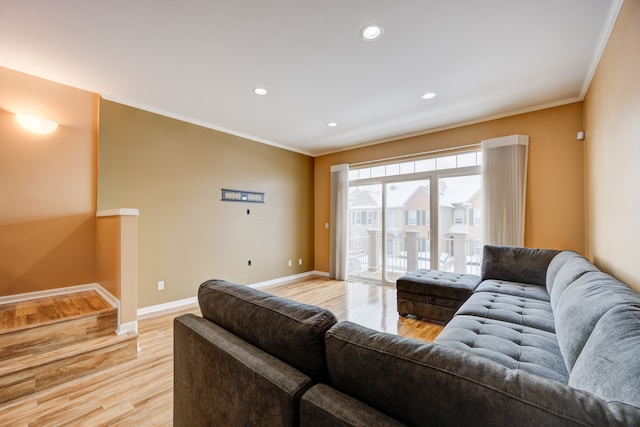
435 315 568 383
476 280 550 302
569 304 640 408
198 279 338 381
456 292 555 333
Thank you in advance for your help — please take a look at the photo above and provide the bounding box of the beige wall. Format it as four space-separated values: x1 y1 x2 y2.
98 100 315 308
314 103 586 272
0 67 98 296
584 0 640 291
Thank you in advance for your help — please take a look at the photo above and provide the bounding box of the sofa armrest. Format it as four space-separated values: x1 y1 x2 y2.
481 245 560 286
174 314 312 427
300 384 406 427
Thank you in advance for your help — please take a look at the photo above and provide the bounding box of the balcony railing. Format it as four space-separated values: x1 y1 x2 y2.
348 231 482 279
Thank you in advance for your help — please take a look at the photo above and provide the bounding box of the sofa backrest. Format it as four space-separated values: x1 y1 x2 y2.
324 321 638 426
481 245 559 286
553 271 640 371
546 250 600 307
198 279 337 381
548 252 640 408
569 304 640 408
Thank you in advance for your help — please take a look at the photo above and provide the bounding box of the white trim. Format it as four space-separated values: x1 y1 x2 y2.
137 296 198 318
101 94 314 157
93 286 120 310
311 270 330 277
579 0 624 99
313 97 580 157
136 271 331 317
249 270 328 289
96 208 140 217
0 282 118 308
117 320 138 335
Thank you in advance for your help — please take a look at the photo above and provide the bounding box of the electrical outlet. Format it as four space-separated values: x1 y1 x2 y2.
157 280 165 291
298 258 302 265
288 260 292 267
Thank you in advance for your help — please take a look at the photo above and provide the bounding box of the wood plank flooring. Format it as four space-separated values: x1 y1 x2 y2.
0 291 138 406
0 291 113 333
0 276 442 426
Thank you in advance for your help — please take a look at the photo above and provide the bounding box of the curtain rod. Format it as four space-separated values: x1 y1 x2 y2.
349 143 481 168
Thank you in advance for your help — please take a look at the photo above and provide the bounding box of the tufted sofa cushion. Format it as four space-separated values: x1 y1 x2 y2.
323 321 633 426
475 280 550 302
198 279 338 381
553 272 640 372
481 245 559 286
456 291 555 332
435 315 568 382
396 270 481 299
569 304 640 407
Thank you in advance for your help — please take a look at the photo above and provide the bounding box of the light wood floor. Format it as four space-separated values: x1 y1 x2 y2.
0 276 442 426
0 291 113 333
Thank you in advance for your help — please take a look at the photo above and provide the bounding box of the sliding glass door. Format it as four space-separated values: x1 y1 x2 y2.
384 179 431 283
347 152 483 285
347 183 383 283
435 174 483 276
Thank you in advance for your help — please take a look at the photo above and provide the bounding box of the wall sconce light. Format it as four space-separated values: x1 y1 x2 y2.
16 113 58 134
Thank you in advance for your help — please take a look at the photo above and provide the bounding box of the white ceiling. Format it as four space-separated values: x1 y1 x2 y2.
0 1 620 156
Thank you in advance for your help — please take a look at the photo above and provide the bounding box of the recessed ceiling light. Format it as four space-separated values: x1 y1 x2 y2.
253 87 268 96
360 24 384 41
420 92 438 100
327 122 338 127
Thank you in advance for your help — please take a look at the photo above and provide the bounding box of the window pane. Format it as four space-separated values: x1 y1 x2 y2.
477 151 483 165
359 168 371 179
436 155 456 170
348 170 359 181
371 166 385 178
457 152 477 167
386 163 400 176
399 161 414 175
415 158 435 172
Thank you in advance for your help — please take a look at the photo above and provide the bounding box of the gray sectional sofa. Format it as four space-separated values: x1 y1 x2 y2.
174 245 640 426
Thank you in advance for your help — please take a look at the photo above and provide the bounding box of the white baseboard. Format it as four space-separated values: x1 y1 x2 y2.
137 296 198 319
249 270 329 289
0 282 118 308
118 320 138 335
136 270 331 317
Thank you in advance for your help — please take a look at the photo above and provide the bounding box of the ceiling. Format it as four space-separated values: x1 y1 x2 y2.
0 1 620 156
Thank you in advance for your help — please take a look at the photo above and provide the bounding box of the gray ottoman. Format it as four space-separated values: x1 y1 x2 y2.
396 270 481 324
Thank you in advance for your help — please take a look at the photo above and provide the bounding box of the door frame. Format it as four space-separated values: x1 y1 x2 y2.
349 165 481 286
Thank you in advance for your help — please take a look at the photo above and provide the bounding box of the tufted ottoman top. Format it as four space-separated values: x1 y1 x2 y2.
397 270 481 301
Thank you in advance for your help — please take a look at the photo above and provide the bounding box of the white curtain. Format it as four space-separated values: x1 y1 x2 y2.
329 164 349 280
482 135 529 246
